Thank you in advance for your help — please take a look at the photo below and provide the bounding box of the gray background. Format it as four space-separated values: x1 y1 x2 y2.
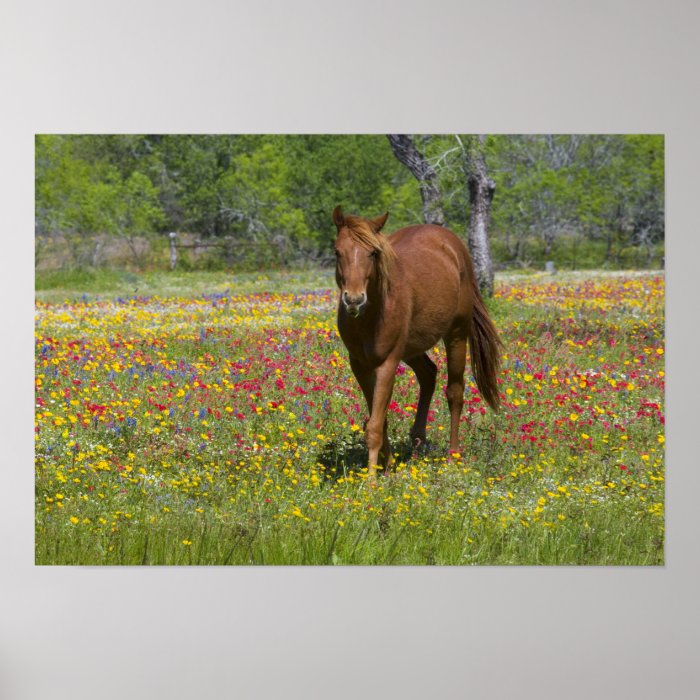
2 1 698 698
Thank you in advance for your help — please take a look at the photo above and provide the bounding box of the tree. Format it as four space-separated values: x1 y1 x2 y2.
281 135 408 254
608 135 664 265
35 134 664 272
106 172 166 267
35 135 165 268
387 134 497 296
216 141 308 263
149 135 264 238
460 135 496 297
387 135 445 226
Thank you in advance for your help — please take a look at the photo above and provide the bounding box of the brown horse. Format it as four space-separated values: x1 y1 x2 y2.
333 206 502 476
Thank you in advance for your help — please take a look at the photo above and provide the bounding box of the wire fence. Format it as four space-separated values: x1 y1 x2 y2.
35 231 664 274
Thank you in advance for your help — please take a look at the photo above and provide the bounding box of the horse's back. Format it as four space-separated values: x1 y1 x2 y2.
390 224 474 290
388 224 475 355
390 224 470 267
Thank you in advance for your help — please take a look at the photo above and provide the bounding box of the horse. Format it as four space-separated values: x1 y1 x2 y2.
332 205 503 477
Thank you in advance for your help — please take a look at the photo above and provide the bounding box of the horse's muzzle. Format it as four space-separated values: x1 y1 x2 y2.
342 291 367 317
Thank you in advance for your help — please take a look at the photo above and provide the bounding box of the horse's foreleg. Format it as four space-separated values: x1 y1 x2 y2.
365 359 398 477
405 353 437 448
445 335 467 453
350 357 385 475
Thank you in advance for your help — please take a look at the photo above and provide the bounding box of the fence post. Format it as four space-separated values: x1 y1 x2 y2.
169 232 177 270
224 236 234 267
92 238 103 267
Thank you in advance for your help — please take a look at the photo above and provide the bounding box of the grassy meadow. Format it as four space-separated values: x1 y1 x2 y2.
35 268 665 565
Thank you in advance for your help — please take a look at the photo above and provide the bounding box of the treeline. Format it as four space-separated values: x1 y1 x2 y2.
35 134 664 271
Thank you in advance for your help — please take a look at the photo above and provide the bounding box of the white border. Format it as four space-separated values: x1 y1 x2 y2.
2 1 698 698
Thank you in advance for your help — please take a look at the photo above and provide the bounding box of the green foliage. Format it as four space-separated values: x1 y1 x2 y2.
36 136 166 269
486 135 664 268
217 141 308 247
35 134 664 272
280 135 417 240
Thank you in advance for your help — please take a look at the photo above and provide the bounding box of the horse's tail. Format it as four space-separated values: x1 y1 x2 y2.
468 283 503 412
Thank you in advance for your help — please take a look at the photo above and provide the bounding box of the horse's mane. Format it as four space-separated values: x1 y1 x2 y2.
342 214 397 298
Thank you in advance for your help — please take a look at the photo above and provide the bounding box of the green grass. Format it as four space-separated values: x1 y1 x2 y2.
35 267 335 303
35 268 665 565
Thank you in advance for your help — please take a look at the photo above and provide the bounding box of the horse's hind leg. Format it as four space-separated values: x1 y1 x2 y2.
405 353 437 448
444 333 467 453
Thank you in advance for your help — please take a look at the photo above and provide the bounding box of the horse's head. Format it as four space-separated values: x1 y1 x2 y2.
332 206 392 317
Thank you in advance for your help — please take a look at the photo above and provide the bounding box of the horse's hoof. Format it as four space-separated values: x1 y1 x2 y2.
411 436 425 453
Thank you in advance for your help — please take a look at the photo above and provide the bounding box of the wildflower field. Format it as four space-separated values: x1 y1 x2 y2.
35 269 665 565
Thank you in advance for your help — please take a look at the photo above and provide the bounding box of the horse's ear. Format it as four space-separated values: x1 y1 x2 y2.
370 212 389 233
332 206 345 229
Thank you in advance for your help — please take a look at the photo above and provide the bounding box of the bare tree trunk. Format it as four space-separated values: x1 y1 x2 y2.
387 135 445 226
465 136 496 297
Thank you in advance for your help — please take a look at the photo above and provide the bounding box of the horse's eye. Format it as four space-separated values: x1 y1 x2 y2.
334 249 341 258
369 249 379 259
